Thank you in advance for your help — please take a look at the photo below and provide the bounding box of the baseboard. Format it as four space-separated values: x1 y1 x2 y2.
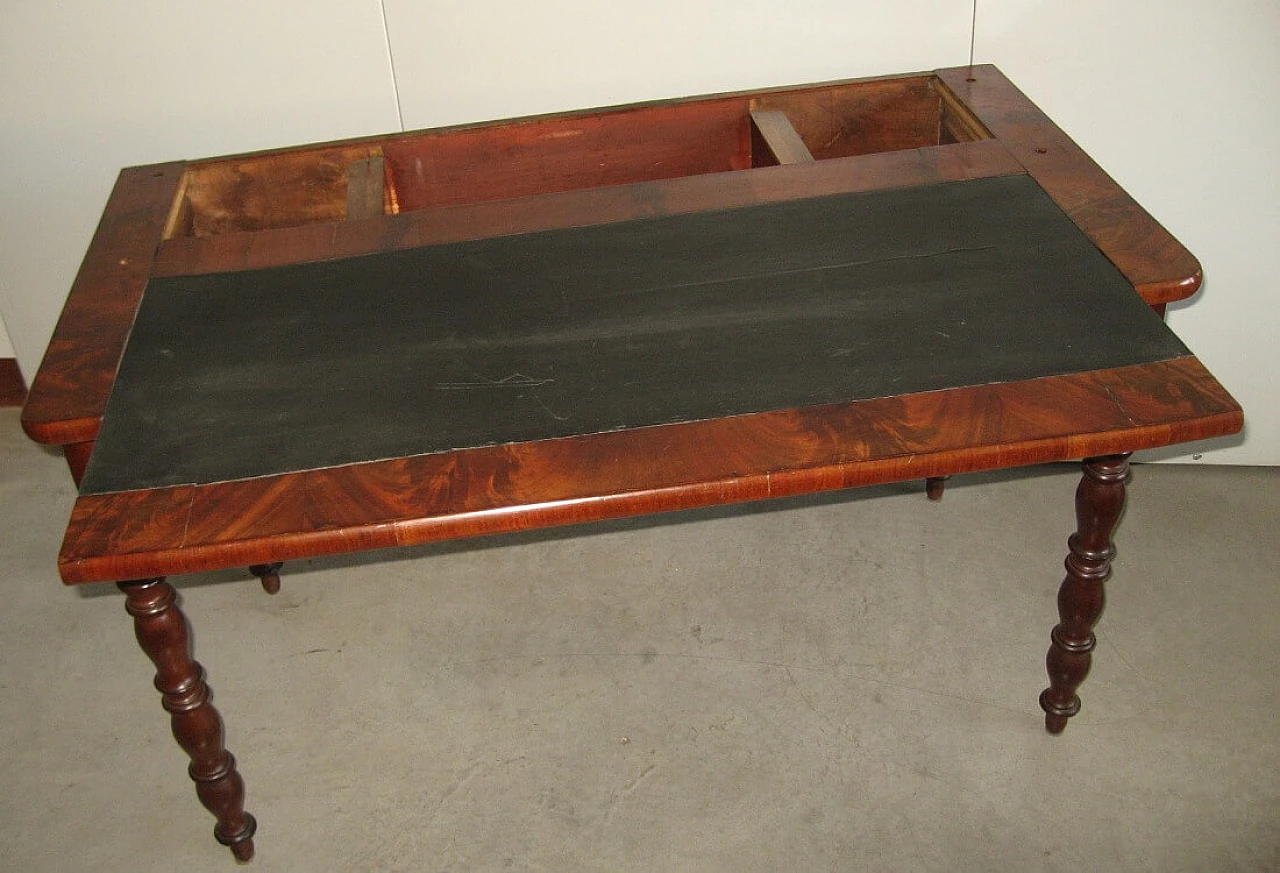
0 358 27 406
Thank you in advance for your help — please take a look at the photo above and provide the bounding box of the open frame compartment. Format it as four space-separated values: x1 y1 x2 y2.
163 74 991 240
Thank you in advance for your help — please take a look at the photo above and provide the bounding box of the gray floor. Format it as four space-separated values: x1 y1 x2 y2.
1 406 1276 871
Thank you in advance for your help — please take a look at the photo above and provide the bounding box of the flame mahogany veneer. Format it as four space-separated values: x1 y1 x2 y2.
21 66 1242 862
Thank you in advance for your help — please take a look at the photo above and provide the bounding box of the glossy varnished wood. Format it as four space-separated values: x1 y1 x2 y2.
0 358 26 407
1040 455 1131 733
150 139 1022 278
22 66 1208 460
382 98 753 211
20 164 186 446
58 357 1240 585
62 441 94 487
118 579 255 860
166 73 964 238
89 173 1186 496
20 66 1248 863
935 66 1201 305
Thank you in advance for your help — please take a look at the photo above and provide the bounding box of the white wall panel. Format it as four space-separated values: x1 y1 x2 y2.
384 1 974 129
976 0 1279 463
0 1 401 376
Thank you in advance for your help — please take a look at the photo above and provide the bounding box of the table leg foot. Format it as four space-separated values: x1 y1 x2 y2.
249 562 283 595
925 475 949 500
1043 710 1070 735
1038 454 1130 734
118 579 257 861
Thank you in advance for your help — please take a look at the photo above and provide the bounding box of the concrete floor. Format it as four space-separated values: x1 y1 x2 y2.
1 406 1276 871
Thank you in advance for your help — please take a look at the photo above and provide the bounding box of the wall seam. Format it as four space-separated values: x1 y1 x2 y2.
377 0 406 131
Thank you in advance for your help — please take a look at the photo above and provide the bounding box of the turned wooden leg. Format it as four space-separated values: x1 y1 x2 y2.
118 579 256 861
1039 454 1130 734
925 475 949 501
249 562 283 595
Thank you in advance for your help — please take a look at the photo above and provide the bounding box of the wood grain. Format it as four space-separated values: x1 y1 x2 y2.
58 356 1240 584
383 98 752 211
62 441 94 486
750 111 816 165
934 66 1201 305
751 75 960 159
21 163 186 446
182 145 381 236
23 67 1244 865
0 358 26 406
22 66 1215 458
152 139 1023 277
118 579 256 860
1040 454 1129 733
344 156 386 220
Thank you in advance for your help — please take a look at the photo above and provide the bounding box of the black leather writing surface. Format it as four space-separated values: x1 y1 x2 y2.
81 174 1189 494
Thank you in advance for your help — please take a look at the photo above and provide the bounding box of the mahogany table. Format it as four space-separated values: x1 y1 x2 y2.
22 66 1242 861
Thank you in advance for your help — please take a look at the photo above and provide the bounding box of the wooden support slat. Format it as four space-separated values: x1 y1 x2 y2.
162 188 194 241
346 156 386 220
750 110 816 165
934 80 992 144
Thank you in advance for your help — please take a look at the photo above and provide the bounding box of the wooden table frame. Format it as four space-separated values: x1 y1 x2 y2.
22 66 1241 862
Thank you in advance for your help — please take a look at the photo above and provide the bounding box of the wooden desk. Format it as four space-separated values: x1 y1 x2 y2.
22 66 1241 861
